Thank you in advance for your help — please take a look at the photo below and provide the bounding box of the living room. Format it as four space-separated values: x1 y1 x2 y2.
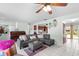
0 3 79 56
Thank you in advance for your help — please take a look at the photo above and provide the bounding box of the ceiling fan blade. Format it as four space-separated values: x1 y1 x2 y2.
36 3 49 13
50 3 68 6
36 5 45 13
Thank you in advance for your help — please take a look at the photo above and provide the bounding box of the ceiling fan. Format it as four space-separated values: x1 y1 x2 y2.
36 3 68 15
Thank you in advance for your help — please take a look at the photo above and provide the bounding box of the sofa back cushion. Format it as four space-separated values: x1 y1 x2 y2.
37 35 43 38
19 35 28 41
30 36 36 40
43 34 50 39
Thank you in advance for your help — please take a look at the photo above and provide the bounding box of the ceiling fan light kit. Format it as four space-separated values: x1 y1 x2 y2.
48 10 52 14
43 5 52 14
46 5 52 11
46 5 52 14
43 6 48 12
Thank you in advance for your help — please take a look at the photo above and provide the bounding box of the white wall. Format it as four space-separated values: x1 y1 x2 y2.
0 20 29 40
49 20 63 46
33 12 79 46
16 22 29 34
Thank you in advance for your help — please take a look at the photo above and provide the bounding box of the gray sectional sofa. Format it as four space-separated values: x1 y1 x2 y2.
18 34 55 52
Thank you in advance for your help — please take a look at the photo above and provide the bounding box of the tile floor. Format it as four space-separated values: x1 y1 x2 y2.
16 38 79 56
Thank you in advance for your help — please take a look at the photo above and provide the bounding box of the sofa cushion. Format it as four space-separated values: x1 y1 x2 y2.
33 41 39 44
30 36 36 40
43 34 50 39
38 35 43 38
19 35 28 41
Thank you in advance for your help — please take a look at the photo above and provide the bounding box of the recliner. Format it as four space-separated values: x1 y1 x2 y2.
19 35 30 49
27 34 43 52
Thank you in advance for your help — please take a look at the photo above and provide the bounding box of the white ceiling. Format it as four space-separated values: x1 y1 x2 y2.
0 3 79 24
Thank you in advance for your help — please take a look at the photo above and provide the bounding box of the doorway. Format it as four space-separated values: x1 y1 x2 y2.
63 24 79 44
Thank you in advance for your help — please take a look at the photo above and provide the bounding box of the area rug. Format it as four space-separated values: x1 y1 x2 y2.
14 54 24 56
24 45 48 56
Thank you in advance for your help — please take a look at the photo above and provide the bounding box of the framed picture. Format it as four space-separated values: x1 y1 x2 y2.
2 25 9 34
